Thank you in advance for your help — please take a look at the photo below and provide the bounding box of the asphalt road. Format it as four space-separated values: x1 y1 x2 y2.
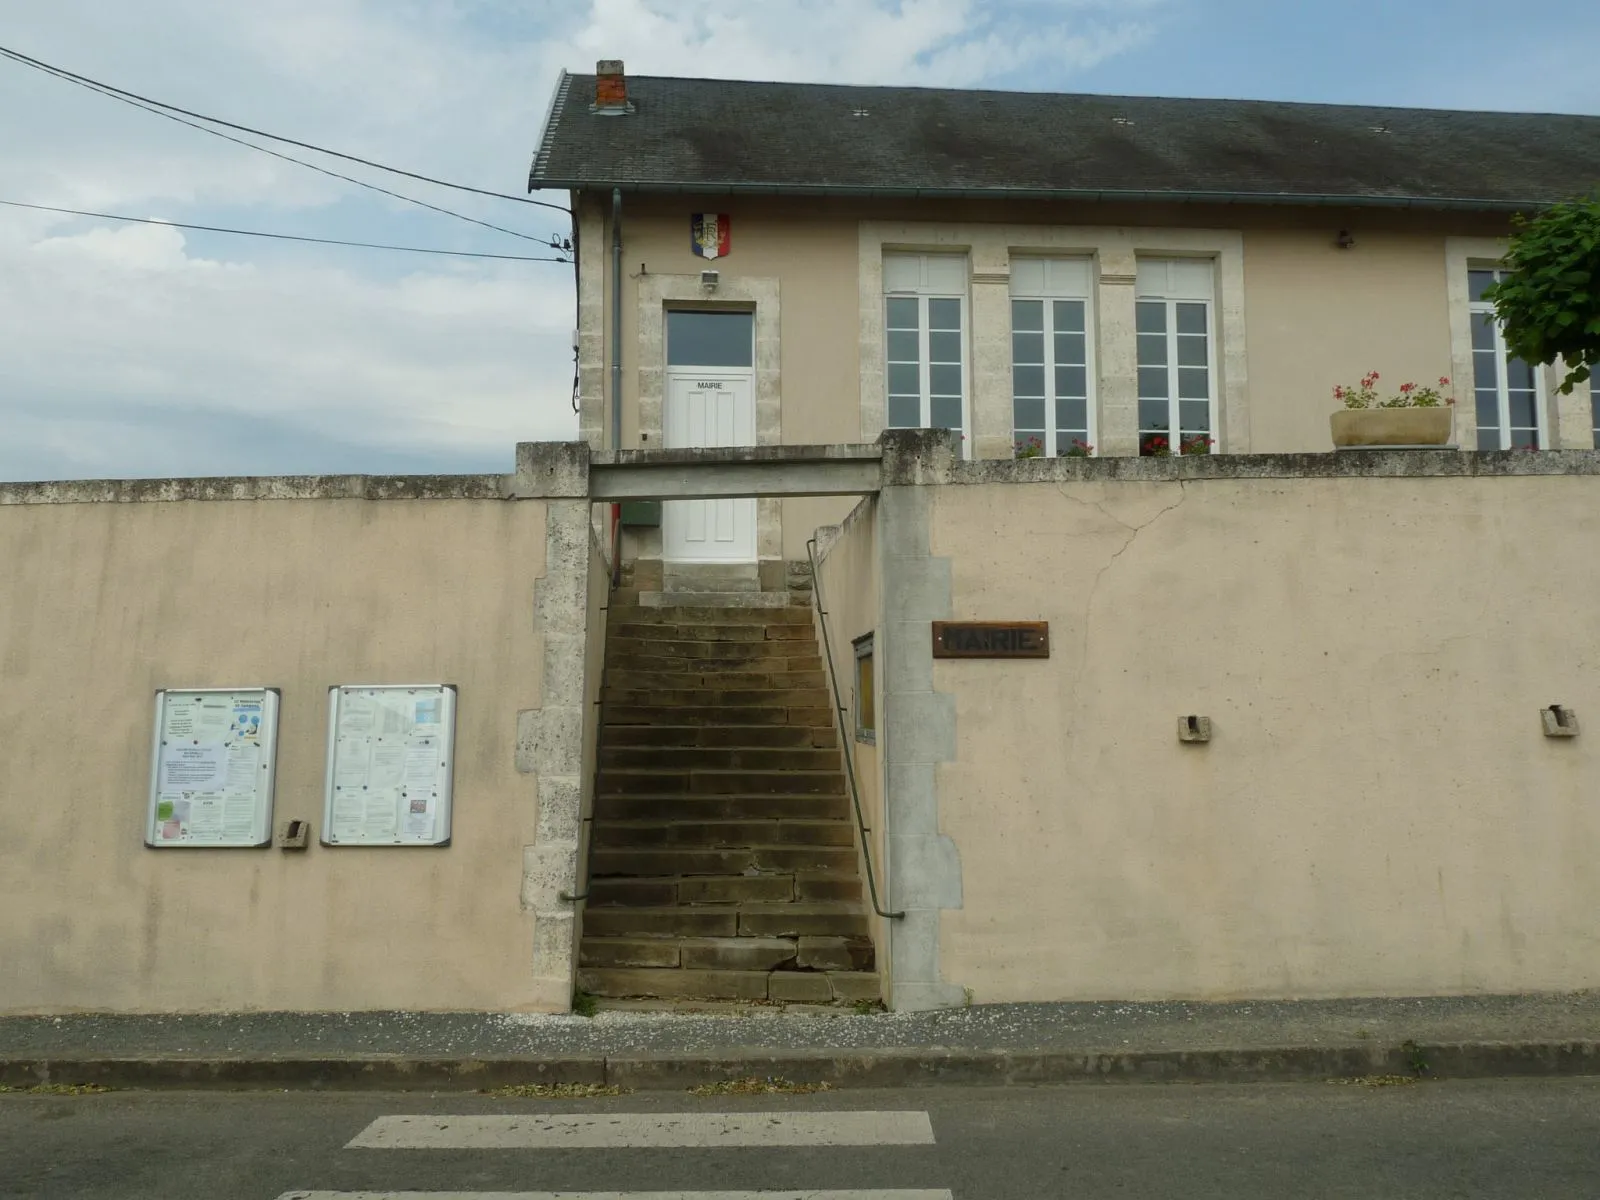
3 1079 1598 1199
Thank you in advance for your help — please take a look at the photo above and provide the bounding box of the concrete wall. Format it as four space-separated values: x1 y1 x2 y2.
908 458 1600 1002
811 497 887 994
0 462 591 1015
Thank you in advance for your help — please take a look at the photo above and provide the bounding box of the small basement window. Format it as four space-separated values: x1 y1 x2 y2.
853 634 875 744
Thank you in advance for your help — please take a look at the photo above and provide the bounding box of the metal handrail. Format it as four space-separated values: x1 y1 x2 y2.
806 535 905 921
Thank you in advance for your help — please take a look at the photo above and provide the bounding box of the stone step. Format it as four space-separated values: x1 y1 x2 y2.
610 654 825 674
736 902 871 938
588 873 799 907
598 769 846 796
605 705 831 727
592 793 851 821
576 966 771 1000
605 668 828 692
575 966 879 1003
603 687 832 709
637 592 804 611
582 902 868 940
578 935 875 973
607 637 815 662
794 872 867 902
611 622 815 644
604 724 838 750
609 605 813 626
582 906 741 937
591 819 855 849
590 845 859 877
601 745 841 771
577 937 684 968
680 937 800 971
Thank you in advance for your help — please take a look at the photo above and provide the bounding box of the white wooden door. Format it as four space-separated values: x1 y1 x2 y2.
662 369 757 563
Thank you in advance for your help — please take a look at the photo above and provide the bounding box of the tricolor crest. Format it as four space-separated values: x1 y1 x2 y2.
691 213 730 260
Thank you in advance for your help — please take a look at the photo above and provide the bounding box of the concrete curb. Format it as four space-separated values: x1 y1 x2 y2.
4 1040 1598 1091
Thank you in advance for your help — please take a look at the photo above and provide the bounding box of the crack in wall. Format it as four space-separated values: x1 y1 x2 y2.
1079 483 1191 673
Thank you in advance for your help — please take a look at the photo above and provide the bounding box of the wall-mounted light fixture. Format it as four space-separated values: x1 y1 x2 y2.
700 269 720 291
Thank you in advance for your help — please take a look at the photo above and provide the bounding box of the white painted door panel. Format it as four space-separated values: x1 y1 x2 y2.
662 371 757 563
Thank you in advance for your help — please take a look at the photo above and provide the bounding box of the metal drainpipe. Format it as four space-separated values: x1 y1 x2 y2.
609 187 623 587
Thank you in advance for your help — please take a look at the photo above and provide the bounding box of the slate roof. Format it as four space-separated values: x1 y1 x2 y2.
529 72 1600 210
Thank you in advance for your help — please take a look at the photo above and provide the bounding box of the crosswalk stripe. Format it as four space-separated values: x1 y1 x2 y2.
345 1112 937 1150
276 1192 954 1199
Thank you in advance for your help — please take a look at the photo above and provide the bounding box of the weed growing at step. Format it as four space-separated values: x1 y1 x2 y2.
571 990 599 1018
0 1082 112 1095
483 1082 629 1099
689 1076 833 1096
1328 1075 1418 1088
1402 1039 1431 1077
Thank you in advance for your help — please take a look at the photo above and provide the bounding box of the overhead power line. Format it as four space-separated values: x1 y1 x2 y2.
0 200 571 262
6 61 563 247
0 44 571 216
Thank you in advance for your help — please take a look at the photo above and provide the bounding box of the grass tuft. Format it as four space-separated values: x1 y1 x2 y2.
689 1076 833 1096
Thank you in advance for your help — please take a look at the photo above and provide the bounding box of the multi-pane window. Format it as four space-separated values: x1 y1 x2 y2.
1136 259 1216 456
853 634 875 745
1011 258 1094 457
884 254 968 453
1469 268 1544 450
1590 376 1599 450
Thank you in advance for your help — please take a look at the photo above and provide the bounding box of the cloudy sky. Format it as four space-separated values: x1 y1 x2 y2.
2 0 1597 482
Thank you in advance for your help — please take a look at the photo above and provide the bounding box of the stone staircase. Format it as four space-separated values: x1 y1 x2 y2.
577 595 878 1007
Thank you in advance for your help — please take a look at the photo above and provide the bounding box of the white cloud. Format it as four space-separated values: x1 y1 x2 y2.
555 0 1161 87
0 0 1165 481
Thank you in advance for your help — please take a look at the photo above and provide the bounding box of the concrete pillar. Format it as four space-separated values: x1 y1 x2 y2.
1096 249 1141 458
969 245 1014 461
512 442 597 1011
875 429 966 1012
1550 363 1595 450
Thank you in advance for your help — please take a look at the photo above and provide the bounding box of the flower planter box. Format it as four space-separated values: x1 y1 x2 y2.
1330 407 1453 449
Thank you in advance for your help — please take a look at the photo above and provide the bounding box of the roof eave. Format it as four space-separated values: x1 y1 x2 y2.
526 178 1546 212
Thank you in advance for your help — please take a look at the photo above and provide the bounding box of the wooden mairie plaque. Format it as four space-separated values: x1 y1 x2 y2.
931 621 1050 659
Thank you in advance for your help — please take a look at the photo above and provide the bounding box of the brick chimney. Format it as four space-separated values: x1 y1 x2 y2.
592 60 634 115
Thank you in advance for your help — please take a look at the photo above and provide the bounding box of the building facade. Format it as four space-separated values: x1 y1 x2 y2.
531 64 1600 587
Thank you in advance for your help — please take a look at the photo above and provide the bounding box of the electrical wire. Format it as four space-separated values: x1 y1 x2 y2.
0 44 571 215
0 200 571 262
14 66 564 247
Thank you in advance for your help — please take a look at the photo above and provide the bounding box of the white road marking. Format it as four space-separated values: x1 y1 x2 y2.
276 1193 954 1199
345 1112 937 1150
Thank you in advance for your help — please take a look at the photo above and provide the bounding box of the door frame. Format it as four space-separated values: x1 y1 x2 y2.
661 362 758 564
634 275 783 572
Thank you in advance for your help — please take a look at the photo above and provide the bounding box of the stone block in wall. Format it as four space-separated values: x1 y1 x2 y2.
516 706 582 775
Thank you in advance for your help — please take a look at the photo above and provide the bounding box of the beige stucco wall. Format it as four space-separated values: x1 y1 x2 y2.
0 495 555 1014
580 192 1516 570
812 497 887 993
928 474 1600 1002
586 193 863 563
1243 229 1455 452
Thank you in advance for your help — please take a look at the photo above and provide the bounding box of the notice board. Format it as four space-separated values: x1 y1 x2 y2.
147 688 280 848
323 685 456 847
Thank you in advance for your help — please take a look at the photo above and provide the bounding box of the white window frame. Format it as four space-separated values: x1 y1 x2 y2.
1592 377 1600 450
884 253 971 457
1135 259 1218 456
1468 266 1548 451
853 633 875 745
1009 257 1097 457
